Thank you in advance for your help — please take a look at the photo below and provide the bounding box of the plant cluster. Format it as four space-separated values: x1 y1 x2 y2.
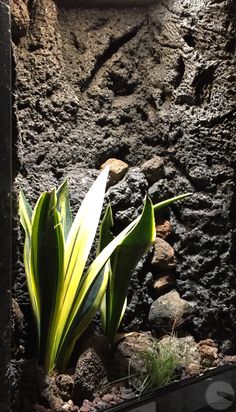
19 167 190 373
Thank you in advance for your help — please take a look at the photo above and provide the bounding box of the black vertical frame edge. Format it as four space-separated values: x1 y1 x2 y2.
0 0 11 411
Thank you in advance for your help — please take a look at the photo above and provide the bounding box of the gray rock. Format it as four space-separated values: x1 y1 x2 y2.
72 347 109 405
55 374 74 402
141 156 164 185
148 290 192 332
106 167 148 227
148 179 173 207
8 359 49 412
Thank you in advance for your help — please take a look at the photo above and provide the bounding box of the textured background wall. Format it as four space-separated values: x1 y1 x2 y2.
12 0 236 352
0 3 11 412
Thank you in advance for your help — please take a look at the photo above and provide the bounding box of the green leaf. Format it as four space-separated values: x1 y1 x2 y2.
56 179 72 240
97 204 114 331
51 167 109 370
100 196 156 341
55 263 109 371
19 191 40 343
30 190 64 371
153 193 193 212
55 197 155 369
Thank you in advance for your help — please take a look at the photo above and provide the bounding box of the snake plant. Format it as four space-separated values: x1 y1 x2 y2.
99 193 191 342
19 167 191 373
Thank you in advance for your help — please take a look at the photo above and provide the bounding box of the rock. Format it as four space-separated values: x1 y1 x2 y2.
41 375 65 412
11 298 24 356
148 179 172 207
61 400 75 411
114 332 156 376
101 394 114 403
56 374 74 402
12 298 24 325
140 156 164 185
197 339 219 367
106 167 148 226
71 407 79 412
156 218 172 240
151 237 176 271
183 362 203 378
220 339 235 355
10 0 30 39
148 290 192 331
220 355 236 365
153 273 176 296
8 359 68 412
79 399 94 412
100 158 128 186
72 347 109 405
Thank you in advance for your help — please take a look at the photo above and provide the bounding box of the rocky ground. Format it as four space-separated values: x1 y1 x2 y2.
9 158 236 412
9 321 236 412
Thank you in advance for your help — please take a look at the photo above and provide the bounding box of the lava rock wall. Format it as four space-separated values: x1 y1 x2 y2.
12 0 236 351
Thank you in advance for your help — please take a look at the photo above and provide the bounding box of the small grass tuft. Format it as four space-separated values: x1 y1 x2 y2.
129 338 178 395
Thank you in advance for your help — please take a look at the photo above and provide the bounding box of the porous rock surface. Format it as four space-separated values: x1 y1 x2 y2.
12 0 236 359
148 289 192 331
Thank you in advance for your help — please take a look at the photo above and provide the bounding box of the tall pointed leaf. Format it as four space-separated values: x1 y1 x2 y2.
56 179 72 240
55 265 109 371
98 204 114 331
100 196 155 341
30 190 64 371
19 191 40 342
52 167 109 366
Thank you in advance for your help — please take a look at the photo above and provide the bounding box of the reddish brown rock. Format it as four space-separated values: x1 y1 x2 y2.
101 394 114 403
156 218 172 240
100 158 128 186
79 399 92 412
183 362 203 378
141 156 164 185
197 339 219 367
152 237 176 271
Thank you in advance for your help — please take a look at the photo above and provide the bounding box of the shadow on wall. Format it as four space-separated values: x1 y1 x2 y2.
55 0 160 7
